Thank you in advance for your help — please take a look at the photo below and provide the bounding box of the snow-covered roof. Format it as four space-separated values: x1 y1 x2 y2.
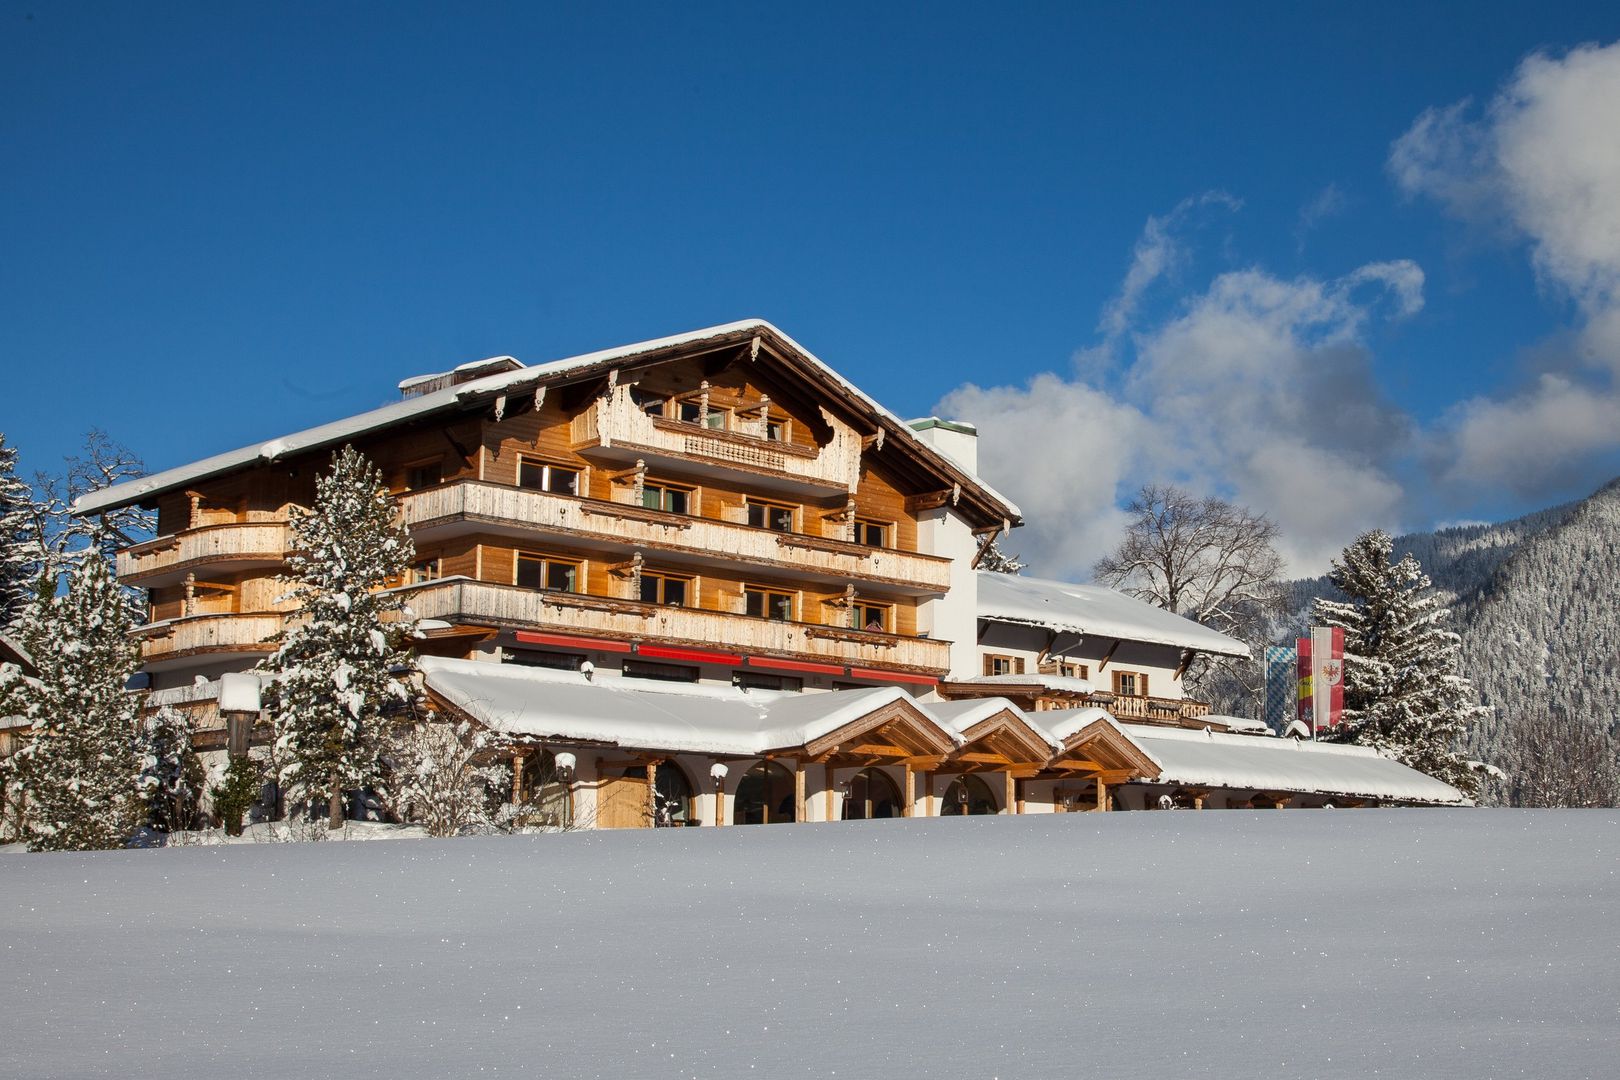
977 572 1249 658
945 672 1097 695
420 656 959 757
1121 723 1468 805
73 320 1020 522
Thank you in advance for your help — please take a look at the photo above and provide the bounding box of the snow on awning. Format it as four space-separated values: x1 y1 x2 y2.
1121 723 1468 805
419 656 958 758
977 572 1249 658
945 672 1097 696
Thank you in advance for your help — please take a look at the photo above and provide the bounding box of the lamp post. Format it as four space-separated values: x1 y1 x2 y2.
709 762 728 826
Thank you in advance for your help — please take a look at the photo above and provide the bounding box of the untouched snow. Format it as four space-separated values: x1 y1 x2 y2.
2 811 1616 1079
978 571 1250 657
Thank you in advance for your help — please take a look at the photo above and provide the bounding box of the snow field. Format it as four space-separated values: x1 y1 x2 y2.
2 809 1616 1079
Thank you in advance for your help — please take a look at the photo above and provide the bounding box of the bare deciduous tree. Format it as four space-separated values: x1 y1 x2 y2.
1093 484 1285 713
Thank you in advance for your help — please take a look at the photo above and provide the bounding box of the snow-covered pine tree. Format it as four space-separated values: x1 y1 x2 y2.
0 555 145 851
1313 530 1485 799
136 705 205 832
259 445 416 829
0 432 42 629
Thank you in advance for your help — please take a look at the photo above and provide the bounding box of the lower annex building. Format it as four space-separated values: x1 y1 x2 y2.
69 320 1468 823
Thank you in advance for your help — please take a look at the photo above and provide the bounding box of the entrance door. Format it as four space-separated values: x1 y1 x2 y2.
597 771 650 829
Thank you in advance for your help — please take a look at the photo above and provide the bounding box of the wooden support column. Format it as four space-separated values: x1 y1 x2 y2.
1004 771 1016 815
902 763 915 818
1194 793 1206 810
1095 779 1109 813
794 760 806 823
924 772 935 817
713 771 725 827
510 749 533 804
824 766 837 822
1016 779 1026 815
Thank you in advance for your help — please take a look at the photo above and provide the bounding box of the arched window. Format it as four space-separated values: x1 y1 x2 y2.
521 750 573 828
940 774 998 816
734 761 796 824
843 767 902 820
653 762 694 826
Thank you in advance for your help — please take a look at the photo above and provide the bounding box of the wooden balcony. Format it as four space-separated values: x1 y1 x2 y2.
398 480 951 593
117 523 291 586
1102 694 1213 725
570 385 864 492
396 578 951 676
132 613 283 669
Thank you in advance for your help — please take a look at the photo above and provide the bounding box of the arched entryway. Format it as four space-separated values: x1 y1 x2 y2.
940 774 998 816
653 762 694 826
734 761 796 824
843 767 902 820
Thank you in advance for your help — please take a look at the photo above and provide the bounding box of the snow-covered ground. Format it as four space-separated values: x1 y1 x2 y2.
2 810 1616 1079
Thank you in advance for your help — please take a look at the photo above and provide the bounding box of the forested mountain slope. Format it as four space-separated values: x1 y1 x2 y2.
1285 480 1620 803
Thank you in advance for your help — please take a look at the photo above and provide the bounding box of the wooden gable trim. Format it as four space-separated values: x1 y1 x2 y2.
1054 717 1158 779
801 698 956 760
954 707 1055 766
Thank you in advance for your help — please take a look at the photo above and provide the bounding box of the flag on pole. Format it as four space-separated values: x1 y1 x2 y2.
1263 645 1297 733
1297 627 1346 735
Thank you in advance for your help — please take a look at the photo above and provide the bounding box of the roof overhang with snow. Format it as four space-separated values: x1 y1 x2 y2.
73 320 1021 529
976 572 1249 659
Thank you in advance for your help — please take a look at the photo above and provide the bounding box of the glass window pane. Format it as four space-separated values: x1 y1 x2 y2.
547 468 578 495
747 504 764 528
639 576 659 604
679 401 702 423
664 578 687 606
769 507 793 531
704 410 726 430
745 590 764 618
546 562 577 591
516 556 542 590
769 593 792 621
666 488 688 515
518 460 544 489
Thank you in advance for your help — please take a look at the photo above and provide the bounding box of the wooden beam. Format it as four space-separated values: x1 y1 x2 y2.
902 762 914 818
968 525 1003 571
1096 639 1121 673
1004 771 1016 815
825 766 836 822
645 761 657 827
794 760 806 823
1174 649 1195 680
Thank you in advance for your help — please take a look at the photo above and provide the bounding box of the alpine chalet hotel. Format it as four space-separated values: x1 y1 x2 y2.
70 321 1465 825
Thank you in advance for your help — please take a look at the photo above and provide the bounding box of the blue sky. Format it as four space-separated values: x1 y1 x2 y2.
5 2 1620 574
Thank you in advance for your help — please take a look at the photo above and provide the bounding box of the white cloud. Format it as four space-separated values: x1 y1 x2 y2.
1294 183 1349 250
1394 39 1620 494
1097 191 1241 342
936 238 1420 578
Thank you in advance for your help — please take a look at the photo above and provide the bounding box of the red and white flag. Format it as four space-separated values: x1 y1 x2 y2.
1296 627 1345 736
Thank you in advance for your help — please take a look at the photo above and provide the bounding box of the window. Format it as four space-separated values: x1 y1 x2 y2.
653 763 694 826
677 399 726 429
639 571 691 607
763 415 789 442
984 654 1024 677
405 557 441 585
1057 661 1088 680
1113 671 1149 697
518 458 580 496
641 481 691 515
622 659 700 683
746 499 795 532
853 602 891 633
940 774 998 816
842 767 902 820
734 671 803 692
507 649 586 671
734 761 796 825
516 553 581 592
854 519 889 547
745 585 795 622
631 388 666 417
519 751 572 829
405 460 443 491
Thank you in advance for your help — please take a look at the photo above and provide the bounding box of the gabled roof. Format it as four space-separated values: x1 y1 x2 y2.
73 320 1021 525
977 572 1249 658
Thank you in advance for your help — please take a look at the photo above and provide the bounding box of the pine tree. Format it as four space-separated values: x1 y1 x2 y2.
259 446 416 829
0 556 145 851
136 705 205 832
0 433 41 629
1313 530 1485 799
977 538 1025 574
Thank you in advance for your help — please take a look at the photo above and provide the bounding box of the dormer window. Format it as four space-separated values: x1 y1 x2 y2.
677 399 726 430
764 415 789 442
